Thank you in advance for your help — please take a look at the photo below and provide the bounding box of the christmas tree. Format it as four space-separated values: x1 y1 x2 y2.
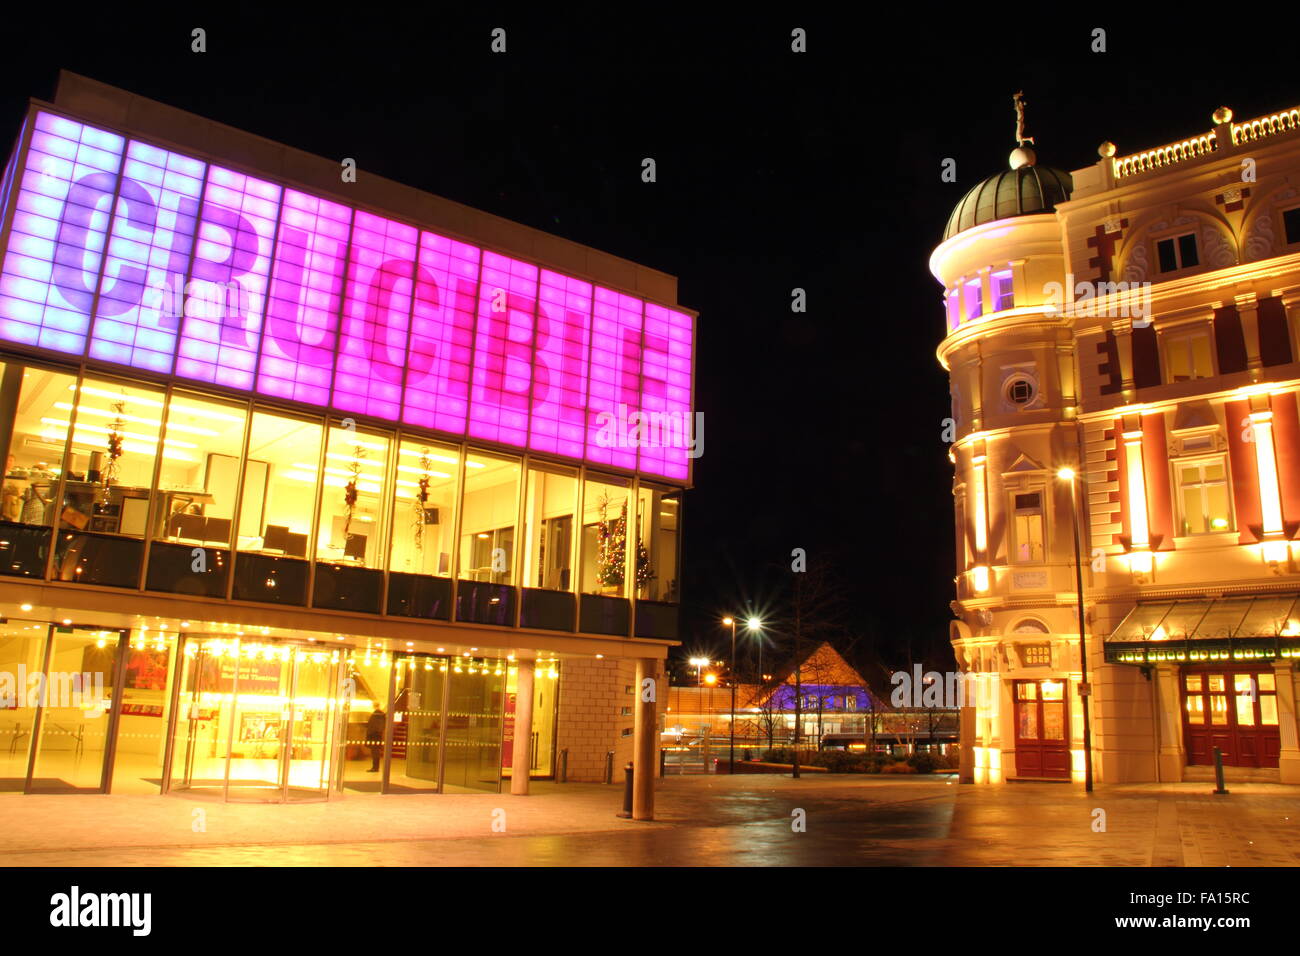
596 495 654 592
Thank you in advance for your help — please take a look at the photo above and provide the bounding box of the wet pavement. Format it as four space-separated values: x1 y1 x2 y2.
1 773 1296 866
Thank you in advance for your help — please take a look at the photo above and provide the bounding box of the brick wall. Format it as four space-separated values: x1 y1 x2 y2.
555 658 663 782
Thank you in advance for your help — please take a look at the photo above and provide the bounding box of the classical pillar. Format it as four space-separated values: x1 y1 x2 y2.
1236 292 1262 379
510 659 536 795
1153 664 1186 783
1274 661 1300 785
633 658 657 820
1112 320 1136 398
958 699 976 784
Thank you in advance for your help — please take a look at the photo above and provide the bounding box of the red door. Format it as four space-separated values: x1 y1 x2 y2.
1014 679 1071 779
1182 669 1281 768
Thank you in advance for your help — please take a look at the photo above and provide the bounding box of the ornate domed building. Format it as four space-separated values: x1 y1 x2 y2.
934 97 1300 786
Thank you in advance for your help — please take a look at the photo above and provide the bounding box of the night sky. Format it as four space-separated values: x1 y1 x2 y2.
3 12 1297 681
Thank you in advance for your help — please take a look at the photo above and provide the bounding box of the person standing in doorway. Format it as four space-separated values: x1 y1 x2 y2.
366 707 386 772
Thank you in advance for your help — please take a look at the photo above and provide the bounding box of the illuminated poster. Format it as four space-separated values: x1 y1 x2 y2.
0 110 695 482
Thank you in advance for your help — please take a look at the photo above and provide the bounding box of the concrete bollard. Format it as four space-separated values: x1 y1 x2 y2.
1213 746 1230 795
617 762 633 818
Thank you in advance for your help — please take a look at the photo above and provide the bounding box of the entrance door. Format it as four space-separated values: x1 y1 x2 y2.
167 638 343 801
1014 679 1071 779
1182 669 1281 768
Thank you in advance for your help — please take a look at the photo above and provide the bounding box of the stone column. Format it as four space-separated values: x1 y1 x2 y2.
1154 664 1186 782
1236 292 1262 379
1274 661 1300 785
510 659 536 795
633 658 657 820
1112 320 1136 399
958 699 976 784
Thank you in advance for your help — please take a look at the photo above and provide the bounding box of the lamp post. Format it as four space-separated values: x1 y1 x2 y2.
689 656 708 687
1058 467 1094 793
723 617 736 773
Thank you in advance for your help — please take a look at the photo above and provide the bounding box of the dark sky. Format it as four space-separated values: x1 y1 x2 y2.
3 11 1296 674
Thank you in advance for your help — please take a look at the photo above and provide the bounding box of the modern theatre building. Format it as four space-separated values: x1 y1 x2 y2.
936 98 1300 785
0 73 693 812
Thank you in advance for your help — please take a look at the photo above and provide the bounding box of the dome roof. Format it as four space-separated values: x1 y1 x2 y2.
944 163 1073 241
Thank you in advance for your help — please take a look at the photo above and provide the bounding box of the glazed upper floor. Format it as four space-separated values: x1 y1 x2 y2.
0 74 696 485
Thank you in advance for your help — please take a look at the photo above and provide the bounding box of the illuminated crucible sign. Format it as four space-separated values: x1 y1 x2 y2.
0 110 695 481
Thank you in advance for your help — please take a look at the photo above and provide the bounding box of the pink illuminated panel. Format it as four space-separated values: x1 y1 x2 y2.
175 166 280 389
469 252 536 448
334 211 418 420
638 304 693 480
88 140 205 373
0 112 124 354
257 190 351 407
529 270 591 461
402 231 477 434
585 288 642 471
0 110 695 482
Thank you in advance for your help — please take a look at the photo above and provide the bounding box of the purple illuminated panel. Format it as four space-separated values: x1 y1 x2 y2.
0 110 696 482
175 167 280 389
0 112 124 354
402 231 476 434
585 288 641 471
469 252 536 448
529 270 591 461
334 211 417 420
87 140 205 373
638 303 693 481
257 190 351 407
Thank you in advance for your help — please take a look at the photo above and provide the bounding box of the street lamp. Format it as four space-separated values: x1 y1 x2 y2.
689 657 709 686
1058 466 1094 793
723 616 764 774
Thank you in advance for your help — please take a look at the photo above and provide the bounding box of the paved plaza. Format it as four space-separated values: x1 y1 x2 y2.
0 774 1296 866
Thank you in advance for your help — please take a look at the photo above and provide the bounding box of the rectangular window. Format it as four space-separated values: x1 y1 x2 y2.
1166 331 1213 381
1156 233 1199 273
458 449 520 585
1176 459 1232 535
1012 491 1044 563
580 474 630 597
946 289 960 330
389 439 460 578
1284 207 1300 246
964 279 982 321
636 483 680 602
315 423 390 570
522 463 578 591
992 271 1014 311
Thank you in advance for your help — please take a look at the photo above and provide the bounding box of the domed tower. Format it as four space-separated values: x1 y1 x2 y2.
931 101 1091 784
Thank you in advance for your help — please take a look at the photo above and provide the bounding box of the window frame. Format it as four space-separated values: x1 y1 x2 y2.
1172 453 1235 537
1009 488 1046 565
1154 230 1201 275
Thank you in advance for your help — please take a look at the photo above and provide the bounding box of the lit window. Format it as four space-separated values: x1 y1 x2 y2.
1177 459 1232 535
947 288 961 330
992 271 1014 311
1166 331 1213 381
1156 232 1199 273
1012 492 1044 563
1004 372 1037 407
965 279 982 321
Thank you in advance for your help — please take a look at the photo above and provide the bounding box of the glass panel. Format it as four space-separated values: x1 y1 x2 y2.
58 377 164 539
1191 335 1212 376
1235 689 1256 727
285 646 338 799
1209 675 1226 692
1260 695 1279 726
1158 600 1212 641
169 640 230 792
225 642 292 801
1017 683 1036 700
1237 594 1300 638
580 474 630 597
29 627 121 792
1014 511 1043 562
0 621 48 789
522 464 577 591
389 654 444 793
315 423 390 569
233 411 322 605
1206 483 1231 532
637 484 680 602
1109 602 1174 642
340 649 391 792
1185 695 1204 724
1184 674 1203 691
1189 597 1252 640
1209 694 1228 725
1 366 78 577
389 439 459 579
442 656 504 793
1180 486 1204 535
1040 681 1064 701
1258 672 1276 692
1041 702 1065 740
111 629 179 794
458 450 520 585
1018 700 1038 738
503 660 560 779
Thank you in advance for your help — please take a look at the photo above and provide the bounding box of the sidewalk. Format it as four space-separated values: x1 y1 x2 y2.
0 774 1295 866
